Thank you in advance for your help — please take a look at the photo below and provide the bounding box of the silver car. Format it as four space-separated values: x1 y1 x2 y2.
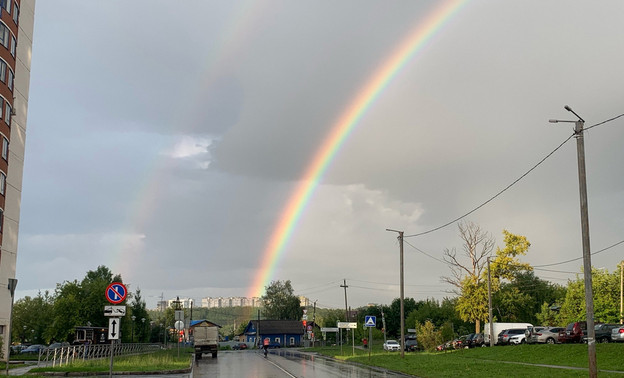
527 326 563 344
611 326 624 342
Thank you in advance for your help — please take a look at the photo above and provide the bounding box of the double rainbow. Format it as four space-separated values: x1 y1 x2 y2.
248 0 466 298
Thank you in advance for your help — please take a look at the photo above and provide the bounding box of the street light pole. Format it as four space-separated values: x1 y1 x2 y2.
131 315 136 343
386 228 405 358
549 105 596 378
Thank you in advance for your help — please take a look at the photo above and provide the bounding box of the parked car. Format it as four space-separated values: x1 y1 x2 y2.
558 321 586 343
48 342 70 350
404 338 418 352
436 340 453 351
467 333 485 347
509 332 527 345
232 342 248 350
383 340 400 351
497 329 526 345
20 344 46 354
452 335 470 349
583 323 619 343
527 327 564 344
524 326 545 344
611 326 624 342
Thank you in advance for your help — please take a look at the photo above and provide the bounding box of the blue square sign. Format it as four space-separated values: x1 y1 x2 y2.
364 315 376 327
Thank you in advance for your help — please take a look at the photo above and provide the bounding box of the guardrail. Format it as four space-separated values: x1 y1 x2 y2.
38 343 162 368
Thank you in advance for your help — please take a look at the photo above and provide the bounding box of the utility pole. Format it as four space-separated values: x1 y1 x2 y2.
620 261 624 324
340 279 349 321
386 228 405 358
550 105 596 378
487 257 494 347
381 306 387 346
312 300 317 347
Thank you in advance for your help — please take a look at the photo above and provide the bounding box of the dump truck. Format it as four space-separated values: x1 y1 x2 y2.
193 325 219 359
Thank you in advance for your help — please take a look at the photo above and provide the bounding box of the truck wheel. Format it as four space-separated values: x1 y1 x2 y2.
212 352 218 358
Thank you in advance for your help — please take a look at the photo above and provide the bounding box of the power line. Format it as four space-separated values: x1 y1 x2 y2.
405 134 574 238
534 239 624 268
403 239 449 265
584 113 624 131
404 112 624 239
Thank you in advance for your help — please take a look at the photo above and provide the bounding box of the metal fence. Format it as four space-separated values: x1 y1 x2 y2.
38 343 162 368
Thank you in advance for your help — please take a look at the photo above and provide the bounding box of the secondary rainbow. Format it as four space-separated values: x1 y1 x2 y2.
248 0 467 298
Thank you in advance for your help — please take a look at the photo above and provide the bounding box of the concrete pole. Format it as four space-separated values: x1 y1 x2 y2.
573 117 597 378
620 262 623 324
487 257 494 347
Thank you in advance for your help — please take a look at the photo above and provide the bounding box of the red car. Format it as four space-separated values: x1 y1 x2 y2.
558 322 586 343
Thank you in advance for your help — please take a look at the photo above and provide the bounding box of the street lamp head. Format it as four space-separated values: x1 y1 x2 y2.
564 105 572 112
564 105 585 122
131 315 136 321
548 119 559 123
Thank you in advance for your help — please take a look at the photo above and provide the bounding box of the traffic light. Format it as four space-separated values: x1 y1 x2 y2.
302 320 307 327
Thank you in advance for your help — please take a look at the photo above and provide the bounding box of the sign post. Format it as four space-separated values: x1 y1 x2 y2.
105 282 127 378
338 322 357 356
364 316 376 361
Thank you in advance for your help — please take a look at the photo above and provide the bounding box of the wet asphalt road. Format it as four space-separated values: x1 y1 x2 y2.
194 349 413 377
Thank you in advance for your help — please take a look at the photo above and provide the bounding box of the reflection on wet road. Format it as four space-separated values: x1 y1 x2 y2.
194 349 413 377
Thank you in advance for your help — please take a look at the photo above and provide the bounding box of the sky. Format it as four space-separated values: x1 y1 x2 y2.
14 0 624 311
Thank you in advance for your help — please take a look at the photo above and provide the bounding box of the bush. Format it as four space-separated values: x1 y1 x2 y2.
416 321 442 352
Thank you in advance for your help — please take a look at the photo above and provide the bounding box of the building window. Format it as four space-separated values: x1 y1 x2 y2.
4 102 10 126
0 208 4 233
0 60 5 83
274 337 280 345
289 337 295 346
0 23 8 48
12 2 17 25
7 67 12 91
0 97 4 120
0 172 6 195
10 35 14 57
2 136 7 160
0 0 10 14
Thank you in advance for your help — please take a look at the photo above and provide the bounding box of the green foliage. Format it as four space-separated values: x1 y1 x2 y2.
11 291 54 344
416 320 442 352
261 280 302 320
128 288 150 343
456 275 488 331
559 267 620 325
535 302 559 326
12 265 125 345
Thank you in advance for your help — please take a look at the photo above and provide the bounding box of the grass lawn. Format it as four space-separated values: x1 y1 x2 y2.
25 347 193 374
308 343 624 377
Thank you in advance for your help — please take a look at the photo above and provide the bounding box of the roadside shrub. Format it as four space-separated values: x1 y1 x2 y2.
416 321 442 352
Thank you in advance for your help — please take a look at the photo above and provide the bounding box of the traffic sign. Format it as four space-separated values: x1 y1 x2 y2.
175 320 184 331
104 305 126 317
105 282 127 304
364 315 376 327
337 322 357 329
108 318 120 340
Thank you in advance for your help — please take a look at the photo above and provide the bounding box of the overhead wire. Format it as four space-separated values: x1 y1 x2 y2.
533 239 624 268
404 112 624 239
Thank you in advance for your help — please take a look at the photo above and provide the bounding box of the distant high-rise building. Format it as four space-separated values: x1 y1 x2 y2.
0 0 35 360
200 296 263 308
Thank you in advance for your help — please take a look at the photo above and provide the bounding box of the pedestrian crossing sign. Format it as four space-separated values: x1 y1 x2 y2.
365 315 376 327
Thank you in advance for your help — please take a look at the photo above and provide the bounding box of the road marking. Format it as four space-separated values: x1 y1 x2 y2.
260 353 297 378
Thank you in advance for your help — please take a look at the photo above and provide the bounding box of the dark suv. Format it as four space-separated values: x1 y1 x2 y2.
558 321 586 343
582 323 619 343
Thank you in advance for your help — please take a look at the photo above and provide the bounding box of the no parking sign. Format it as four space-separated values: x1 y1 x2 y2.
105 282 127 304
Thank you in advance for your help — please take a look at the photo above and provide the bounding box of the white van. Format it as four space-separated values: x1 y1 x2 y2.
483 322 533 345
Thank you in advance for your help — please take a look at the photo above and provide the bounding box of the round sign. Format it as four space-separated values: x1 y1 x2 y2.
175 320 184 330
105 282 128 304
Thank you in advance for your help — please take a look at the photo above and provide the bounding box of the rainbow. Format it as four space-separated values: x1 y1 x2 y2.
248 0 467 298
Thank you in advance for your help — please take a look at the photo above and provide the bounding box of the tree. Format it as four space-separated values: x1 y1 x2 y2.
559 267 620 325
443 222 494 333
130 288 150 342
261 280 301 320
416 320 442 351
443 224 533 333
11 291 54 344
